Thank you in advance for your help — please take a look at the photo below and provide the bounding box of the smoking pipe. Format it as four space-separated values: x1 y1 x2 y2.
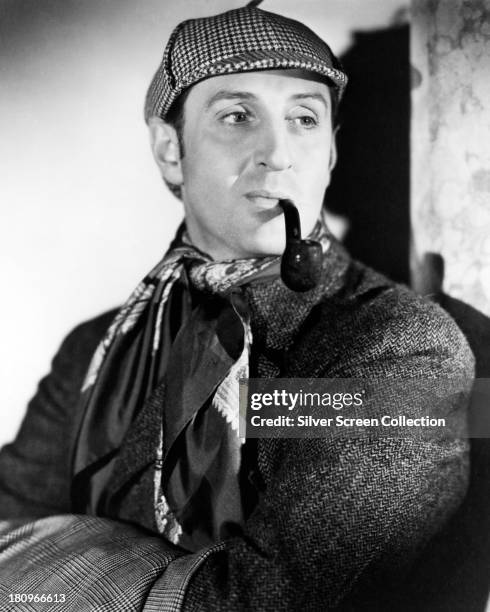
278 199 322 292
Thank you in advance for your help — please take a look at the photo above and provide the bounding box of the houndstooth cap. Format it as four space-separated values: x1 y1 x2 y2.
144 5 348 123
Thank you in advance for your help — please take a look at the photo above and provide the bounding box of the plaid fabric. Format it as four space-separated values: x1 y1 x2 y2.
0 515 179 611
144 5 347 122
144 542 226 612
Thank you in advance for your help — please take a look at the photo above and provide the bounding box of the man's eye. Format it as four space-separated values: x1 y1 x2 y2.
221 111 250 124
293 115 318 128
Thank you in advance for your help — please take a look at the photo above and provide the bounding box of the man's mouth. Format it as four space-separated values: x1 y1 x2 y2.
244 190 292 207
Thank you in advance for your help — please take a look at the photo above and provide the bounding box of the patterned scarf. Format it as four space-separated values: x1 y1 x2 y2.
72 219 330 550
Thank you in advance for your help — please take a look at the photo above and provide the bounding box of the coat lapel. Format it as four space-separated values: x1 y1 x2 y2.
103 379 165 513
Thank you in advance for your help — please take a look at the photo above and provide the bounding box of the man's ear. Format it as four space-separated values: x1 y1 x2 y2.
329 125 339 172
148 117 183 187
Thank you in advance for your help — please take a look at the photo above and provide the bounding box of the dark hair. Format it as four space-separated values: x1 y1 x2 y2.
165 88 191 156
162 89 190 199
328 83 341 126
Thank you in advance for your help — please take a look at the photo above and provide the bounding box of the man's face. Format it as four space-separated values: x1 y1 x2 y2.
177 69 336 260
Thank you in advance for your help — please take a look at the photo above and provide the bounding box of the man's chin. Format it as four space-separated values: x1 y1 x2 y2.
220 240 283 260
244 222 286 258
205 222 286 260
242 235 285 259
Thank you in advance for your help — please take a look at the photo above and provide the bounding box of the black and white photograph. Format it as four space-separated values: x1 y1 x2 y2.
1 0 489 610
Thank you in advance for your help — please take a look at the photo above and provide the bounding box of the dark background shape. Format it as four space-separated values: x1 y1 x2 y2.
326 24 410 285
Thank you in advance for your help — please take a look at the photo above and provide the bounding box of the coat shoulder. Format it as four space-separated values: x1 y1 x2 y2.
294 261 475 378
62 308 119 349
53 309 119 378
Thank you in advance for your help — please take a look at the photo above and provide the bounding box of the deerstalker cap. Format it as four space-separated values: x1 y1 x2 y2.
144 5 348 123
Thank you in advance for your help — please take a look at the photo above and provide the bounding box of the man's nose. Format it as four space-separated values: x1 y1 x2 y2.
253 121 293 171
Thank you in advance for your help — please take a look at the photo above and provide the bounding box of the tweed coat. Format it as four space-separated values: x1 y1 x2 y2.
0 238 474 611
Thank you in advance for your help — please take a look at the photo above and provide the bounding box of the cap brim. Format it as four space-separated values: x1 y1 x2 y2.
179 50 347 93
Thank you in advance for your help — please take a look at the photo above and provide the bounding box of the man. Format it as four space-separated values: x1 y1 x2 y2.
0 4 474 611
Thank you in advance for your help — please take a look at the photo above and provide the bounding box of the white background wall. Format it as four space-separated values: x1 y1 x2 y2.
0 0 406 447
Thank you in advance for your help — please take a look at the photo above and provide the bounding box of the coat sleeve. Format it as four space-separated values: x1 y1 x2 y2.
145 293 475 611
